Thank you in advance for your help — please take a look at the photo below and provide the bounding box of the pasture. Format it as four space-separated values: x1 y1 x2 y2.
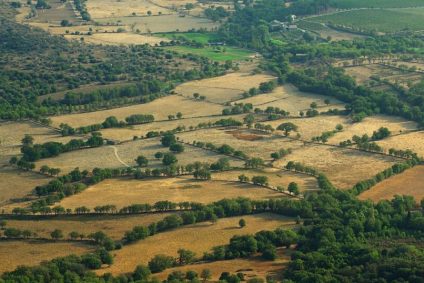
87 0 172 18
56 177 285 210
358 165 424 202
34 137 244 173
314 8 424 33
5 213 172 240
329 0 424 9
274 144 401 189
50 95 225 128
165 45 253 62
0 240 92 274
98 213 295 275
175 72 275 103
235 85 345 115
376 131 424 158
65 33 167 46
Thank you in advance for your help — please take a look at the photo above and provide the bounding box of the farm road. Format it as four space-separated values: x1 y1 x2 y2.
109 145 131 167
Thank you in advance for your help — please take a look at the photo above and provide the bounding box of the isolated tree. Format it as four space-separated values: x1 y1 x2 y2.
162 153 178 166
169 143 184 153
177 249 196 265
277 122 298 136
135 155 149 167
193 93 200 99
310 102 318 109
40 165 50 175
176 112 183 119
154 152 164 159
69 231 79 240
148 254 175 273
161 133 176 147
0 220 7 229
50 229 63 240
239 218 246 228
288 182 300 195
21 135 34 146
238 174 249 183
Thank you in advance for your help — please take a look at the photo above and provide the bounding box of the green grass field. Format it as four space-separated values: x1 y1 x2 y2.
315 8 424 33
159 32 221 44
330 0 424 8
165 45 253 61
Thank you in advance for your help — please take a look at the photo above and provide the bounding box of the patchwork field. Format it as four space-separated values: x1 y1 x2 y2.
358 165 424 202
87 0 172 18
274 144 401 189
34 137 244 173
211 168 318 192
4 213 172 240
65 33 167 46
175 72 275 103
56 177 285 210
235 85 345 115
328 115 418 145
97 213 296 275
100 114 246 141
0 240 92 274
50 95 224 128
177 128 305 160
156 250 290 281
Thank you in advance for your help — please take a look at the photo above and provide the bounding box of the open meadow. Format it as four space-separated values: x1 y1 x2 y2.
97 213 296 275
56 177 285 210
359 165 424 202
0 240 92 274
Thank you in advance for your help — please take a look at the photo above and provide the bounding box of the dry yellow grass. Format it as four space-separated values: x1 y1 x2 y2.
6 213 171 240
0 240 92 274
65 33 168 46
97 213 295 275
376 131 424 158
100 114 246 141
28 22 120 34
211 168 318 192
274 144 400 189
35 137 244 173
236 85 345 115
264 116 349 141
358 165 424 202
56 177 284 210
328 115 418 145
87 0 172 19
155 250 289 281
343 66 374 84
50 95 224 128
0 167 50 207
177 128 305 160
175 72 276 103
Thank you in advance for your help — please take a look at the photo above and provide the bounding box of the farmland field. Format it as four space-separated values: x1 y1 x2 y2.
165 45 253 62
56 177 285 210
329 0 424 9
314 8 424 33
0 240 92 274
98 213 295 275
358 165 424 202
376 131 424 158
50 95 225 128
65 33 167 46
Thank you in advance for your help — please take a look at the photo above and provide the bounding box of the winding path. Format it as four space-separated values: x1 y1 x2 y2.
109 145 130 167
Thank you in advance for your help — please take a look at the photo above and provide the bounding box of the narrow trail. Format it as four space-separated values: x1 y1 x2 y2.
109 145 130 167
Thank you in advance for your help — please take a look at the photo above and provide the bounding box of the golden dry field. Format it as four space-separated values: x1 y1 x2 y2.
0 240 92 274
210 168 318 192
87 0 172 18
175 72 276 103
100 114 246 141
376 131 424 158
50 95 224 128
65 33 168 46
155 249 290 281
56 177 284 210
274 144 401 189
97 213 295 275
177 128 305 160
34 137 244 173
235 85 345 115
4 213 172 240
358 165 424 202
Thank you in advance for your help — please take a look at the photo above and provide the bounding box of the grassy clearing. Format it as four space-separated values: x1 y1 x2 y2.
297 20 365 41
34 137 245 173
165 45 253 62
177 128 305 160
315 8 424 33
65 33 167 46
50 95 224 128
359 165 424 202
156 249 290 281
274 145 400 189
330 0 424 9
98 213 296 275
236 85 345 115
175 72 275 103
211 168 318 192
0 240 92 274
57 177 284 210
0 167 50 207
29 0 76 23
328 115 418 145
5 213 171 240
100 114 246 142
